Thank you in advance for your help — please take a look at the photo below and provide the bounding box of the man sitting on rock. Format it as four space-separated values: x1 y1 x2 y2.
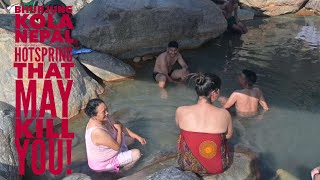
153 41 189 87
153 41 189 98
221 0 248 34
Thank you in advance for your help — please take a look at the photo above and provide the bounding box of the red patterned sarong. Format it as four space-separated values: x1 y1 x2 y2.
177 129 229 175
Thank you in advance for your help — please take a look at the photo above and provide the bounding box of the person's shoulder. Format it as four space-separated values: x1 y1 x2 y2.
91 126 108 137
211 107 231 122
155 52 166 63
253 87 263 94
235 89 243 93
231 90 242 96
176 105 189 113
177 105 195 114
158 52 167 58
220 108 232 120
218 107 230 115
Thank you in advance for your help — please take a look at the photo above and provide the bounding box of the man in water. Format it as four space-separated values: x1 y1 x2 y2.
221 0 248 34
220 69 269 116
153 41 189 88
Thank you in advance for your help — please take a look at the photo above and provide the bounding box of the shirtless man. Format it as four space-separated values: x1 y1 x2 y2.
221 0 248 34
153 41 189 88
221 69 269 116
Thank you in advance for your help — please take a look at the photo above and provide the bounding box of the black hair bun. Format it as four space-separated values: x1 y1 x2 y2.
195 74 206 86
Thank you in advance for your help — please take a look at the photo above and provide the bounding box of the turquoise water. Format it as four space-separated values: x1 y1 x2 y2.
68 15 320 179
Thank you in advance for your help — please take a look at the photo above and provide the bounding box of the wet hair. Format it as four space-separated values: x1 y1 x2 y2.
242 69 257 86
168 41 179 49
193 73 221 98
84 98 105 118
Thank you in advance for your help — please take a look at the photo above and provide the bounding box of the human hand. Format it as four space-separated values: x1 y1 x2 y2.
218 96 228 105
113 123 123 132
137 137 147 145
168 77 177 83
182 69 189 78
311 166 320 180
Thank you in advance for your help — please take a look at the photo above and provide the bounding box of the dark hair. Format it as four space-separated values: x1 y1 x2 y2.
168 41 179 49
194 73 221 98
242 69 257 86
84 98 105 118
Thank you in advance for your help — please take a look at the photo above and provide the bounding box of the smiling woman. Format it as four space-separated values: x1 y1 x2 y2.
84 98 147 173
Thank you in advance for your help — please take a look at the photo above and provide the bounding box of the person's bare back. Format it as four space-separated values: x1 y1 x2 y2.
230 88 267 114
222 70 269 116
176 73 233 175
176 73 233 139
220 0 247 34
222 0 237 19
177 103 231 135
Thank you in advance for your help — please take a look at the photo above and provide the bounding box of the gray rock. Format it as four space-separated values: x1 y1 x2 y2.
0 9 7 14
148 166 200 180
0 0 10 9
305 0 320 14
62 173 91 180
202 152 257 180
133 57 141 63
142 55 154 61
238 8 255 20
0 102 20 180
77 51 135 82
123 147 259 180
72 0 227 59
239 0 308 16
0 15 104 128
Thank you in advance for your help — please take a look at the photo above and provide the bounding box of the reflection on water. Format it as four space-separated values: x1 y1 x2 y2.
68 16 320 179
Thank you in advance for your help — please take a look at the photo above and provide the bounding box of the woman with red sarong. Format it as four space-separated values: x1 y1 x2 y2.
176 73 233 175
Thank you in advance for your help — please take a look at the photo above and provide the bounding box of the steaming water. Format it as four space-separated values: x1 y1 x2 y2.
68 16 320 179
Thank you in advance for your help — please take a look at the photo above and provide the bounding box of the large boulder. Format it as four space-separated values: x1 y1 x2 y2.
304 0 320 14
149 167 200 180
0 102 20 180
203 152 258 180
0 15 104 127
239 0 308 16
62 173 91 180
72 0 227 59
77 51 135 82
0 0 9 9
121 147 259 180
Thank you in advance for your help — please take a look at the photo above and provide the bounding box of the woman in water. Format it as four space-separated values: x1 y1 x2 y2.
84 98 146 172
176 73 233 174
